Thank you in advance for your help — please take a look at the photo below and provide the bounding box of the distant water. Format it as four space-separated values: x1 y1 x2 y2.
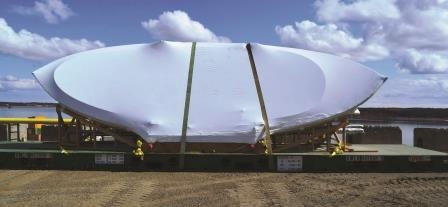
0 107 62 118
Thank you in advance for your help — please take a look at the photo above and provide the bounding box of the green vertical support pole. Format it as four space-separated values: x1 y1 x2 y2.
16 123 20 142
179 42 197 170
56 106 63 145
7 124 10 141
343 127 346 146
246 43 275 171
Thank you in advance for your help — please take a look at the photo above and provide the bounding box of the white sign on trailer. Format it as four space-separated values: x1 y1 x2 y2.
108 154 125 164
95 153 124 165
94 154 107 164
277 156 303 171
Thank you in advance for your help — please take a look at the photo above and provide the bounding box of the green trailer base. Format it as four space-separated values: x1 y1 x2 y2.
0 143 447 172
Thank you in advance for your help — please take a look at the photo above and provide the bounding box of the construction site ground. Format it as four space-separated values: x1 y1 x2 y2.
1 170 448 207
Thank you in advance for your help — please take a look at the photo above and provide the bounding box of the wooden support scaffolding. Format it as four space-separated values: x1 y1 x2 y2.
56 105 136 148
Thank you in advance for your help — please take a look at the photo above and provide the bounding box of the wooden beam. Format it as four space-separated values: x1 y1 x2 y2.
246 43 273 154
246 43 274 170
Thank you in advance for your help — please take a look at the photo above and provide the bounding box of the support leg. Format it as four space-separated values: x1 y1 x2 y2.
343 127 347 146
7 124 10 141
16 124 20 142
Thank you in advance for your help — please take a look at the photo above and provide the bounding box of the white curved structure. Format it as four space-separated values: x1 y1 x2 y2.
33 41 386 143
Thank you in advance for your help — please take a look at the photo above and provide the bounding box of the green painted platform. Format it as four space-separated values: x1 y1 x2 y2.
0 142 447 172
276 144 448 156
345 144 447 156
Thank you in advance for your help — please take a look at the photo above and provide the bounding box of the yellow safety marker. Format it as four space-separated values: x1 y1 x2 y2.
330 140 346 157
59 146 69 155
261 139 269 155
133 140 144 160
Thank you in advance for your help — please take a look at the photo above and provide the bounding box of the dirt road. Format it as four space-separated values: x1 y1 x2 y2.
0 170 447 206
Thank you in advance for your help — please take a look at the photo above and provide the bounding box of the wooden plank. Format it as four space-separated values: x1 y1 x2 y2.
246 43 273 154
246 43 274 170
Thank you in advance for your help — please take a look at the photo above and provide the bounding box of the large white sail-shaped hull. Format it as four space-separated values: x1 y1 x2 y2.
33 41 386 143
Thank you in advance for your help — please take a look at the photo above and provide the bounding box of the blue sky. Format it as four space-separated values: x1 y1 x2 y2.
0 0 447 107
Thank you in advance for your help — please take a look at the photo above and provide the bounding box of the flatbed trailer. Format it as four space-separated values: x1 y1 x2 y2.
1 105 447 172
0 142 446 172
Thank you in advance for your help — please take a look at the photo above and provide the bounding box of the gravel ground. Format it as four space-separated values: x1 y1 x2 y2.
0 170 448 206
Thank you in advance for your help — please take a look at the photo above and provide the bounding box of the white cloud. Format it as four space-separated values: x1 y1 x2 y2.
276 0 448 74
385 0 448 51
142 10 231 43
315 0 400 23
275 20 389 61
0 75 39 91
364 75 448 107
0 18 105 60
396 49 448 74
12 0 74 24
